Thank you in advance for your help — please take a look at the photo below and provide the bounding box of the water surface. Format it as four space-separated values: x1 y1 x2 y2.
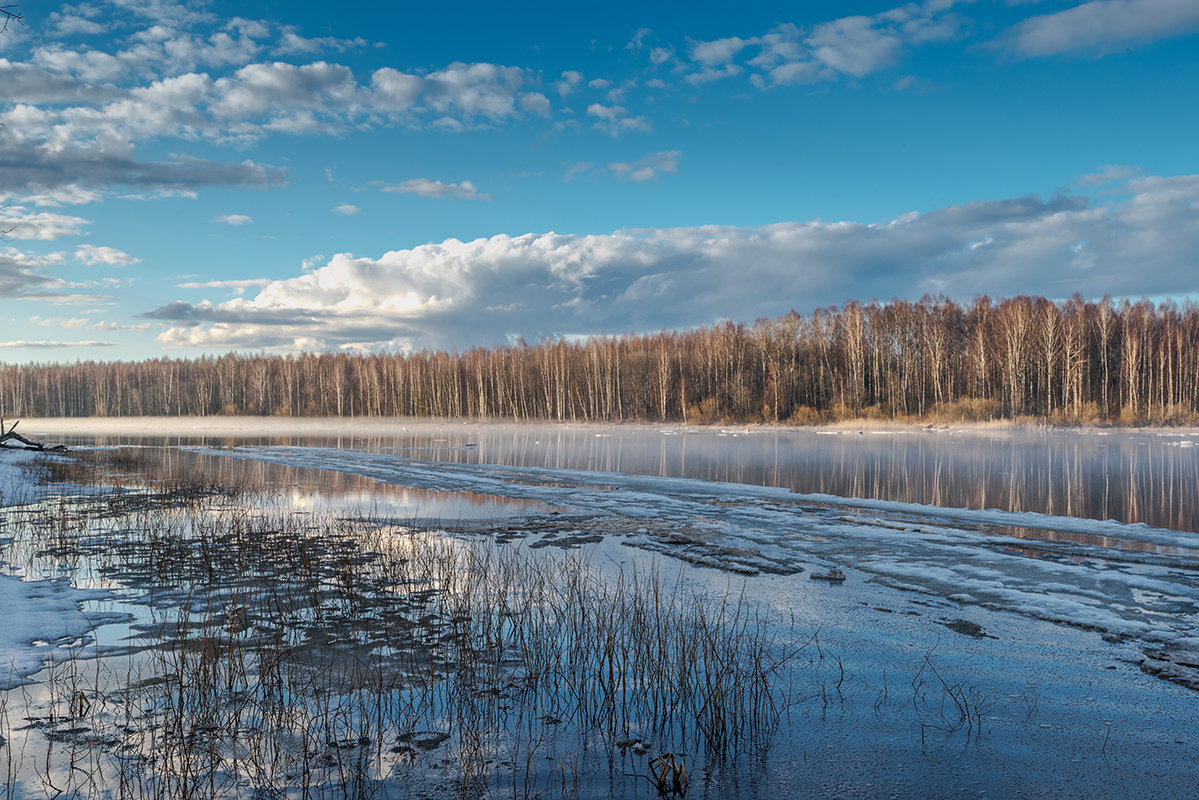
59 424 1199 531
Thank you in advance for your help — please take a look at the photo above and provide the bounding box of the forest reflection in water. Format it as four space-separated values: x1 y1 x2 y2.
79 443 547 520
57 424 1199 532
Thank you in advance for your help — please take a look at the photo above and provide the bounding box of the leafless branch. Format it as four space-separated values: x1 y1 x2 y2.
0 5 22 34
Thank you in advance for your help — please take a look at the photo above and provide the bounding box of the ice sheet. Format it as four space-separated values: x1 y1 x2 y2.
0 574 109 689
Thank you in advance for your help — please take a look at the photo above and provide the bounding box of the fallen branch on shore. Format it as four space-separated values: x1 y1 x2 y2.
0 419 67 451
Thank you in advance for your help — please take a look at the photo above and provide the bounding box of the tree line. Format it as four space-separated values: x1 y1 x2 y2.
3 295 1199 425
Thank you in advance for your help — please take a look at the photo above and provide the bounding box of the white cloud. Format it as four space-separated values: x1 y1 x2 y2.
627 28 652 53
216 213 253 226
380 178 491 200
690 36 750 66
586 103 651 136
807 15 903 76
0 3 543 195
225 18 271 40
1002 0 1199 57
367 66 422 112
1078 164 1144 186
0 244 116 304
555 70 584 96
0 247 66 268
607 151 681 182
0 135 286 192
108 0 215 29
272 27 369 56
93 320 152 331
333 203 362 215
49 5 109 37
564 162 595 182
212 61 357 121
30 315 90 328
685 64 743 85
684 4 965 88
422 61 527 119
519 91 550 116
145 172 1199 353
75 244 140 265
0 339 117 348
762 60 822 86
177 278 273 289
0 207 90 240
0 57 119 102
18 185 103 206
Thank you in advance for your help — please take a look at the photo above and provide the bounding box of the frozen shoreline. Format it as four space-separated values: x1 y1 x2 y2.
0 449 118 689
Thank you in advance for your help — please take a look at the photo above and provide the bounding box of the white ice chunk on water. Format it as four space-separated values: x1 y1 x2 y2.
0 575 99 689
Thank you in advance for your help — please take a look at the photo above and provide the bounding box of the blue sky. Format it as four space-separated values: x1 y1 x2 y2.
1 0 1198 361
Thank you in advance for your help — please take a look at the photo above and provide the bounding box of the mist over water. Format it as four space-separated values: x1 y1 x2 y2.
65 425 1199 532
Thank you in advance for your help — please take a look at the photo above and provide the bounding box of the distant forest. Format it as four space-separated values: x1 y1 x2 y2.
4 295 1199 425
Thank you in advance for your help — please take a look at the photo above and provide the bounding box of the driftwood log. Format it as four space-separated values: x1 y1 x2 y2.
0 419 67 451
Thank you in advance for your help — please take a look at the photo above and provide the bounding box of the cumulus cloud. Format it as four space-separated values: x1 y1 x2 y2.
211 61 357 121
272 27 369 55
1001 0 1199 57
108 0 215 30
333 203 362 215
93 320 152 331
519 91 551 116
0 246 114 305
30 315 91 328
685 64 743 85
0 58 118 103
16 185 103 207
0 207 90 240
216 213 253 226
0 248 59 297
586 103 651 136
1078 164 1145 187
0 0 544 196
555 70 584 96
75 244 140 265
685 3 966 88
421 62 529 119
627 28 652 53
380 178 491 200
48 5 109 37
690 36 750 66
143 172 1199 353
0 135 286 193
806 16 904 76
607 151 681 182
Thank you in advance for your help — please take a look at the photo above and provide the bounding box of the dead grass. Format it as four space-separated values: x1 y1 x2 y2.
0 461 805 799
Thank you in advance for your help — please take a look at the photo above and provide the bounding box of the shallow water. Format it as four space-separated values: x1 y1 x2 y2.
5 423 1199 798
43 426 1199 657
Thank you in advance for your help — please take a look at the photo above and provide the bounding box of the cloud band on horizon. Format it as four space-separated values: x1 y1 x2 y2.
145 171 1199 354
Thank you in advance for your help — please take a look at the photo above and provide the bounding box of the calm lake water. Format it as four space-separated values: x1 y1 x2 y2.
7 421 1199 799
60 424 1199 532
